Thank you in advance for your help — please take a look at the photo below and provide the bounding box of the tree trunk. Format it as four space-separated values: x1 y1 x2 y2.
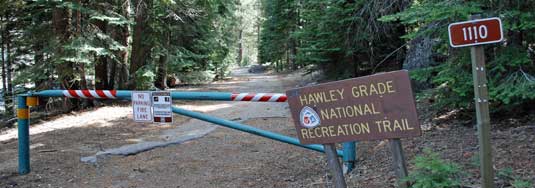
76 0 88 90
6 34 12 96
108 57 117 89
155 31 170 90
94 20 109 89
289 37 297 70
1 32 5 93
118 64 128 89
53 4 74 88
4 30 13 116
129 0 151 89
33 41 48 111
53 4 78 109
115 0 130 89
1 27 7 115
155 53 168 90
237 29 243 66
33 42 45 89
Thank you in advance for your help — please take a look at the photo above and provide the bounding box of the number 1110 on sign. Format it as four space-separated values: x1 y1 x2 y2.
462 25 488 41
448 17 503 48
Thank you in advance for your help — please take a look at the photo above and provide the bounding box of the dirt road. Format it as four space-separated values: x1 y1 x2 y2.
1 68 534 188
0 68 340 188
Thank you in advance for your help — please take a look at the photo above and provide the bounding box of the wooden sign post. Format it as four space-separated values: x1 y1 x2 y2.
390 139 409 188
286 70 420 188
449 15 502 188
324 144 347 188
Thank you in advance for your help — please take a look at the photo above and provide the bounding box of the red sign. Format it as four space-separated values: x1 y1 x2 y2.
448 17 503 47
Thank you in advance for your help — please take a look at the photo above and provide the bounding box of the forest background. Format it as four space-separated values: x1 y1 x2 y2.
0 0 533 125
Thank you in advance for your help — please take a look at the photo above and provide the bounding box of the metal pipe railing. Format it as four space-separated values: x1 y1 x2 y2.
17 90 355 175
171 106 343 156
32 90 287 102
17 96 30 174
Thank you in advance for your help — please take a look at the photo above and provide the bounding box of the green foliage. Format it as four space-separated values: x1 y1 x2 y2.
148 0 240 81
381 0 535 111
378 0 482 40
404 149 463 188
176 71 215 85
135 65 157 90
259 0 408 79
241 55 250 66
2 0 240 92
511 179 533 188
410 53 474 109
497 167 534 188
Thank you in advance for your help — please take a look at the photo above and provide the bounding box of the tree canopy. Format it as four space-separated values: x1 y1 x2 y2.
1 0 242 112
257 0 534 113
0 0 533 117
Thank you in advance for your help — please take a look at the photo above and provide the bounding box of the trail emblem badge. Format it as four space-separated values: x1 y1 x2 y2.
299 106 320 128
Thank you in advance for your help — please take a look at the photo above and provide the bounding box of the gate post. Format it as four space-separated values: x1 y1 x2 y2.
342 141 357 173
17 95 30 174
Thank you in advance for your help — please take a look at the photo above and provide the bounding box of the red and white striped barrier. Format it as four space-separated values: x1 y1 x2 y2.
231 93 287 102
62 90 117 99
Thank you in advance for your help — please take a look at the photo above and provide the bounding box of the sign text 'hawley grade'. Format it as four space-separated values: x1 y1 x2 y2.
286 70 421 144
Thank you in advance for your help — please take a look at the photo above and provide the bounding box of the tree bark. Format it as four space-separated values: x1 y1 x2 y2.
33 42 45 89
94 20 109 89
115 0 130 89
289 37 297 70
4 26 13 116
53 3 74 88
53 3 78 109
76 0 88 90
155 53 168 90
237 29 243 66
1 31 5 93
129 0 151 89
108 55 117 89
155 31 170 90
118 64 128 89
6 32 12 96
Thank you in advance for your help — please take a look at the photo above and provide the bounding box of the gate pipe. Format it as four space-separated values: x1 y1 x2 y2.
33 90 288 102
34 90 233 101
17 96 30 174
171 106 343 157
342 142 357 173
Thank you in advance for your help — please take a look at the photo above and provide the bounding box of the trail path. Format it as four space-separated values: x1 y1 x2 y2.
0 68 333 188
79 68 291 163
2 68 533 187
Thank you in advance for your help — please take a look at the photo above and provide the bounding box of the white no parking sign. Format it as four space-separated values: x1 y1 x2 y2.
132 92 153 122
132 91 173 123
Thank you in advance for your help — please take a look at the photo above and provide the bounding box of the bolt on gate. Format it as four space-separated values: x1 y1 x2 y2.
16 90 357 175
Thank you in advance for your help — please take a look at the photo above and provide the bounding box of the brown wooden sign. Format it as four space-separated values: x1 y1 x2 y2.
286 70 420 144
448 17 503 48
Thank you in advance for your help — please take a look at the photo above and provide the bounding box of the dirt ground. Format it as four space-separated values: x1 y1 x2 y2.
0 68 534 188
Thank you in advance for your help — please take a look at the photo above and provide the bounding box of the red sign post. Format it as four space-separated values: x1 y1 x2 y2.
449 15 501 188
448 17 503 47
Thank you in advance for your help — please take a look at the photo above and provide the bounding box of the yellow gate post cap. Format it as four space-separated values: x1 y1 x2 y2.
26 96 39 107
17 109 30 119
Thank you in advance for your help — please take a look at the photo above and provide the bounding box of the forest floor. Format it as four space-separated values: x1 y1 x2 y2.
0 67 534 188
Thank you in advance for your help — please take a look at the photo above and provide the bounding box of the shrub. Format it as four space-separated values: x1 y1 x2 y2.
497 167 534 188
176 71 215 85
135 65 156 90
404 149 463 188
